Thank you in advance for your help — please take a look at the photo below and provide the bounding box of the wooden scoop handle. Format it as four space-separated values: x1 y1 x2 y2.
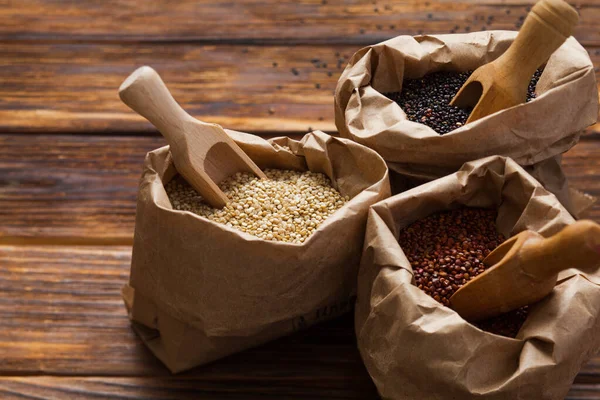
119 66 194 142
496 0 579 83
119 66 234 208
523 220 600 280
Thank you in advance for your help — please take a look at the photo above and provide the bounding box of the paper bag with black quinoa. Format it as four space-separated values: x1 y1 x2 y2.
121 129 390 373
355 155 600 400
334 30 598 216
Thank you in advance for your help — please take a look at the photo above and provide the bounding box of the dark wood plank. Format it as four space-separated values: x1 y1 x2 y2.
0 376 377 400
0 135 156 244
0 244 375 383
2 43 599 134
0 378 595 400
0 244 597 396
0 43 350 133
577 359 600 384
1 134 599 243
3 1 599 46
567 385 600 400
0 245 161 375
562 135 600 220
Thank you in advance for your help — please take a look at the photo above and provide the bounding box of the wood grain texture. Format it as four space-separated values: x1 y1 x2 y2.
3 1 599 46
0 244 373 380
1 42 598 134
0 245 161 375
562 135 600 221
2 134 599 243
0 244 596 396
0 135 152 244
0 376 377 400
0 43 350 133
0 379 596 400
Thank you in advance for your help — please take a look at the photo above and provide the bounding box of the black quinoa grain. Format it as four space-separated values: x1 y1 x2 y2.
526 68 543 102
398 207 528 338
385 68 543 135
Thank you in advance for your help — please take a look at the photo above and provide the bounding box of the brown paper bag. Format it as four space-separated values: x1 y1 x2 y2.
122 130 391 373
355 155 600 400
334 31 599 216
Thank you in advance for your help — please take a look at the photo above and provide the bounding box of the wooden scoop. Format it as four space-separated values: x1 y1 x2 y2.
119 66 266 208
449 220 600 322
450 0 579 123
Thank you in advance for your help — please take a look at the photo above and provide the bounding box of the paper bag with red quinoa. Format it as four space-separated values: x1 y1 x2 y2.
122 130 390 373
334 30 598 216
355 155 600 400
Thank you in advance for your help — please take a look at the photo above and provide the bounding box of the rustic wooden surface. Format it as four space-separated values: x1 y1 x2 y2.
2 41 599 134
1 0 600 398
1 134 599 244
3 0 600 44
0 244 598 399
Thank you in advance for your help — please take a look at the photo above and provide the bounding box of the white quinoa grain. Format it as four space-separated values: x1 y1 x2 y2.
165 169 349 244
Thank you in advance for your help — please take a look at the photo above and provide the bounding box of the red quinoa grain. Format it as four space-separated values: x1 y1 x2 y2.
398 207 528 338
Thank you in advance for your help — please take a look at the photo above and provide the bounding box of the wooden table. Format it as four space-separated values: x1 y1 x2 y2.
1 1 599 398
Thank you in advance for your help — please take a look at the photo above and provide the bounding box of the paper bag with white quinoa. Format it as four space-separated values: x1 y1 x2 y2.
334 30 598 216
122 130 390 373
355 155 600 400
